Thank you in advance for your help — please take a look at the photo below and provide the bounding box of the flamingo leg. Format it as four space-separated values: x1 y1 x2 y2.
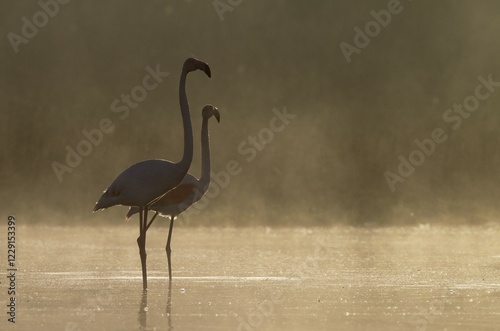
137 207 149 290
145 212 159 232
136 207 143 254
166 216 175 281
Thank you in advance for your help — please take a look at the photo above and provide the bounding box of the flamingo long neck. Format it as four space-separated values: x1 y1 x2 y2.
178 69 193 172
199 116 211 192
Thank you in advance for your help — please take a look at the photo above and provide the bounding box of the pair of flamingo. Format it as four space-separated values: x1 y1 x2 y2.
93 58 219 289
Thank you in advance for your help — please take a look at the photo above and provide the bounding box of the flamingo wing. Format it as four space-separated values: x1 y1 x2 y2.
154 183 198 207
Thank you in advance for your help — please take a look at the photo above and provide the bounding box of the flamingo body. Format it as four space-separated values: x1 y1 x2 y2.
126 174 200 219
93 159 185 211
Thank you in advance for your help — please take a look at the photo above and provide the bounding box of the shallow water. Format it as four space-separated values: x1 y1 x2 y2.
1 224 500 330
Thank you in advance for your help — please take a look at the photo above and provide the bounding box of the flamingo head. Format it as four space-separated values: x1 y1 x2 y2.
202 105 220 123
184 58 211 78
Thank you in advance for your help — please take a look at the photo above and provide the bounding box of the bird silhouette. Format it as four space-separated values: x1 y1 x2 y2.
126 105 220 281
93 58 211 289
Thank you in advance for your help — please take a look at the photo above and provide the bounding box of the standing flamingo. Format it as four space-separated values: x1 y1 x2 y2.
93 58 211 290
126 105 220 280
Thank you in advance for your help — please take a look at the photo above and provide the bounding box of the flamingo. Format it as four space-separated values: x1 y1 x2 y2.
93 58 211 289
126 105 220 280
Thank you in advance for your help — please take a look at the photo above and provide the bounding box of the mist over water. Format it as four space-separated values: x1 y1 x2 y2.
1 1 500 226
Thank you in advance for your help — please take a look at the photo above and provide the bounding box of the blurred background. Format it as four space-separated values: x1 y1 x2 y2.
1 0 500 226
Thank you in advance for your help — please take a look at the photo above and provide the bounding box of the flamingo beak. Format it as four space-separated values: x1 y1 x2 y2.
202 63 211 78
214 108 221 123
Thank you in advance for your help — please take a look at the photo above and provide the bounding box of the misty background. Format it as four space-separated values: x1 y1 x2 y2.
1 0 500 226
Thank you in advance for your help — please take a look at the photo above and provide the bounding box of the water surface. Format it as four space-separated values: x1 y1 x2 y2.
1 224 499 330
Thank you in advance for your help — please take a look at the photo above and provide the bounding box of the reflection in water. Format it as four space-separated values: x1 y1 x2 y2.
138 290 147 330
166 282 172 330
137 283 173 330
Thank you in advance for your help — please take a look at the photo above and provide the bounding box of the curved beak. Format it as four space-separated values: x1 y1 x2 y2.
214 108 220 123
203 63 211 78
